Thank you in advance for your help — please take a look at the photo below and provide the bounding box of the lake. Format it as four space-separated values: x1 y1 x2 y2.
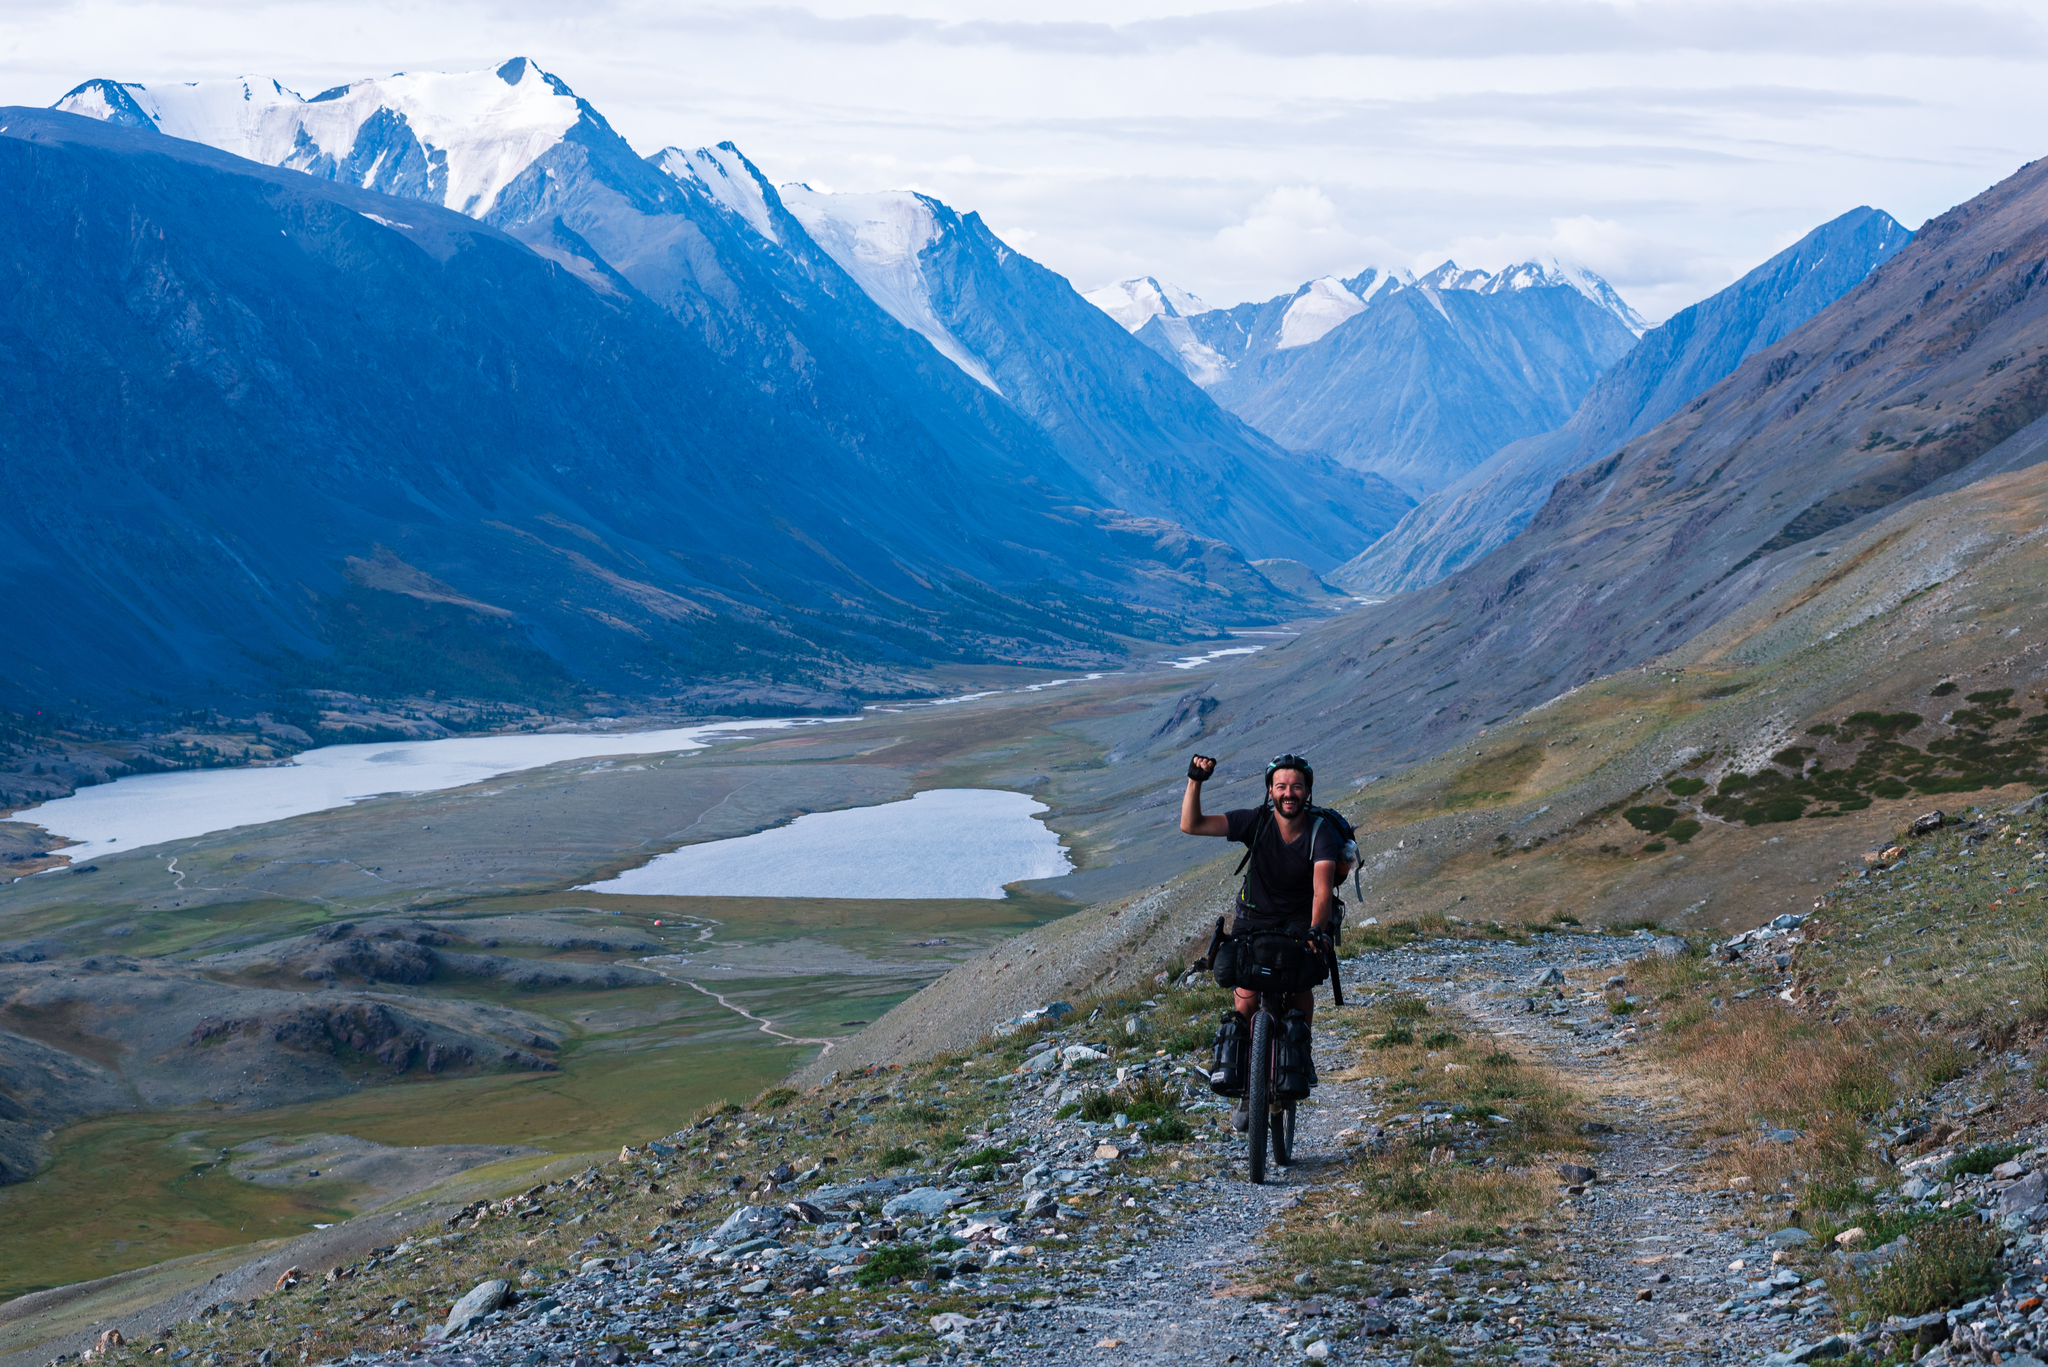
577 788 1072 898
20 719 828 859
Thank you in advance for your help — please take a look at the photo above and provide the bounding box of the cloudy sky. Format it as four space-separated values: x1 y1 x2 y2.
4 0 2042 320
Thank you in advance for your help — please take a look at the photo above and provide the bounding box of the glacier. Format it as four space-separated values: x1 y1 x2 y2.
772 185 1002 393
55 58 585 218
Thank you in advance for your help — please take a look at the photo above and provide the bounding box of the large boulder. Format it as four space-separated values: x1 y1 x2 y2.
882 1186 969 1220
2001 1171 2047 1215
711 1204 789 1246
442 1280 509 1336
811 1175 921 1210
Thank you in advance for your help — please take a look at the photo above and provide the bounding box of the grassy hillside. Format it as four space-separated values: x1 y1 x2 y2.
809 448 2048 1079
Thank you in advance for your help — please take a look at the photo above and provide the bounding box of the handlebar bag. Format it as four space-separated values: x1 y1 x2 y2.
1245 933 1328 994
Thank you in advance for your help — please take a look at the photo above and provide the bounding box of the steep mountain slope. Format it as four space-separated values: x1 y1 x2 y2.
761 182 1412 566
1339 207 1914 592
1075 152 2048 848
57 64 1406 571
823 433 2048 1071
0 109 1300 716
56 64 1091 529
1094 261 1642 496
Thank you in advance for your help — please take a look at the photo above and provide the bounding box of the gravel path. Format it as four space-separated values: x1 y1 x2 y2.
999 932 1803 1367
127 933 1855 1367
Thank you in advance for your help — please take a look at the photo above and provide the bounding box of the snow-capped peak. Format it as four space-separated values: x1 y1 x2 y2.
1413 257 1646 335
775 185 1000 393
53 57 587 218
1083 277 1210 333
1410 260 1494 293
1494 257 1648 335
1338 265 1413 302
653 143 780 244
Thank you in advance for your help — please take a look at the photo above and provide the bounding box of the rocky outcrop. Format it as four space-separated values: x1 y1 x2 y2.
0 957 565 1184
199 919 669 991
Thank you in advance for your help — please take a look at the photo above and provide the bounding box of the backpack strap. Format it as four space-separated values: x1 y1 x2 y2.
1231 803 1272 877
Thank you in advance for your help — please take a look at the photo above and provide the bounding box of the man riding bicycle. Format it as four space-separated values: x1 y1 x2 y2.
1180 752 1345 1126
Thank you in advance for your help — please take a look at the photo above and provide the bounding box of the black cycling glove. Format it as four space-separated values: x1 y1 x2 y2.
1187 757 1210 782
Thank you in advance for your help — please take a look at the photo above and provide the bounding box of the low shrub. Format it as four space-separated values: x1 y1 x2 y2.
1623 805 1677 834
855 1244 928 1289
1373 1026 1416 1049
1145 1115 1194 1142
1158 1018 1217 1055
878 1146 922 1167
1837 1217 2002 1318
1945 1143 2025 1180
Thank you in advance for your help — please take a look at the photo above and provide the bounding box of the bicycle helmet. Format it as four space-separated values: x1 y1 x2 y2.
1264 753 1313 791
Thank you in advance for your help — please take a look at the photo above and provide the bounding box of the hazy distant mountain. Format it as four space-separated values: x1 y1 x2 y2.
1336 207 1914 593
57 63 1409 570
1090 260 1643 496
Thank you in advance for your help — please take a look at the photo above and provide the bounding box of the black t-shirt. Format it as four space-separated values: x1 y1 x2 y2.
1226 806 1345 932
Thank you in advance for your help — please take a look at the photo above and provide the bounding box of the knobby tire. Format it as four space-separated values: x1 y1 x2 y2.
1273 1100 1294 1167
1247 1009 1272 1185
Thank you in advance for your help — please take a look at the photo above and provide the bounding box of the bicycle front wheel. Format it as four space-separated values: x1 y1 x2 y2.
1247 1009 1272 1185
1272 1100 1294 1167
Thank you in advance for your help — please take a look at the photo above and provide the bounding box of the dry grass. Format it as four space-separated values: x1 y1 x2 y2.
1832 1216 2005 1319
1651 988 1970 1200
1270 1159 1551 1283
1268 1004 1590 1278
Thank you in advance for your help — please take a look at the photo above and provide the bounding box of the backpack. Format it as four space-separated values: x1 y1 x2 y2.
1233 800 1362 931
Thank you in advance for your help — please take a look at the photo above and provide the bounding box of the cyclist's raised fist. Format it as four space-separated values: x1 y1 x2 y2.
1187 754 1218 783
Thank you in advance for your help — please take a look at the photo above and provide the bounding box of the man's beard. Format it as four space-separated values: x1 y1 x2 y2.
1275 794 1307 816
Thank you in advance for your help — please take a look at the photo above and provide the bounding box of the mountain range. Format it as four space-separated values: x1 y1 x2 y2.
9 60 1435 716
1335 206 1914 593
54 64 1409 574
1089 259 1645 496
1121 153 2048 813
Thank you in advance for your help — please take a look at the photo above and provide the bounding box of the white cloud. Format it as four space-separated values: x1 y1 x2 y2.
1209 186 1389 280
